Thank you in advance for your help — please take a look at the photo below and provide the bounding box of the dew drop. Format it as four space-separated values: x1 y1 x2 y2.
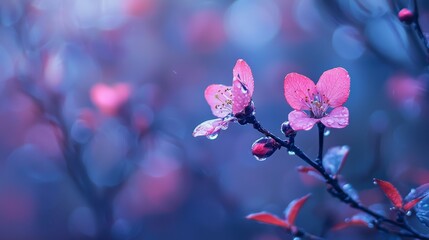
406 211 412 216
207 133 219 140
373 180 377 185
220 124 229 130
410 188 416 194
368 223 374 228
293 237 301 240
254 156 267 161
389 207 396 211
323 130 330 136
288 151 296 156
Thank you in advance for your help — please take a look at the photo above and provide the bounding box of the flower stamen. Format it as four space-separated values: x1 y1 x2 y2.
214 87 233 113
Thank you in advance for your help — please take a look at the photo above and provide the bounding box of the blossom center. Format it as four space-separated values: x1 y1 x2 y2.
214 87 233 114
307 93 329 118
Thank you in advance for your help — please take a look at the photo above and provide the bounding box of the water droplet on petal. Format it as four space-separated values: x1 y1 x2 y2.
324 130 330 136
220 124 229 130
241 86 247 94
373 180 377 185
406 211 412 216
207 133 218 140
389 207 396 211
342 183 360 202
410 188 416 194
293 237 301 240
254 156 267 161
288 151 296 156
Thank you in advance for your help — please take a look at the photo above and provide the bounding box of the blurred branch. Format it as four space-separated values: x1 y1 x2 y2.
16 83 118 239
393 0 429 57
319 0 429 70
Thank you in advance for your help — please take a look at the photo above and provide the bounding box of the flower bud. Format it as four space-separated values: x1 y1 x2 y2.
251 137 279 161
281 121 296 138
398 8 414 24
244 101 255 115
236 101 255 125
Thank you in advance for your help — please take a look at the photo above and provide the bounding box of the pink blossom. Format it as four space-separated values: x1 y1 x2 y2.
193 59 254 138
90 83 131 116
284 67 350 131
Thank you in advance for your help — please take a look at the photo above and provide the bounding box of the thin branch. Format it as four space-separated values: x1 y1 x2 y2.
247 116 429 240
392 0 429 60
317 123 325 165
292 228 325 240
411 0 429 55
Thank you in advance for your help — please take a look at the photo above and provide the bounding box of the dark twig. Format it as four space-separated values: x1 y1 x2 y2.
292 228 325 240
247 115 429 240
317 123 325 165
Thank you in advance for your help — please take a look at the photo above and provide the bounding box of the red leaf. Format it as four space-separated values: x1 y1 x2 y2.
284 194 311 225
332 213 373 231
296 166 324 181
405 183 429 202
246 212 290 228
332 219 369 231
374 179 403 209
404 195 427 211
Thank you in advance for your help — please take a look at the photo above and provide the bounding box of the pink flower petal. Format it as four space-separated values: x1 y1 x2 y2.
232 78 252 114
288 110 319 131
284 73 316 110
204 84 233 118
233 59 254 97
316 67 350 108
320 107 349 128
192 118 228 137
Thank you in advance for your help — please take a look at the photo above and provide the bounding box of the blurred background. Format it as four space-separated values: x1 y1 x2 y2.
1 0 429 239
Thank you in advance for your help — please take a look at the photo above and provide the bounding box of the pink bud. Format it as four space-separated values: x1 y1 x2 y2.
251 137 279 161
398 8 414 23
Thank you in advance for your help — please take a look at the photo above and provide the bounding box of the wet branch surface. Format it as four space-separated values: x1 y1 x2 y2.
247 115 429 240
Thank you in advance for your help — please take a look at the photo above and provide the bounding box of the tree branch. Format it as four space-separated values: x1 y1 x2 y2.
247 116 429 240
